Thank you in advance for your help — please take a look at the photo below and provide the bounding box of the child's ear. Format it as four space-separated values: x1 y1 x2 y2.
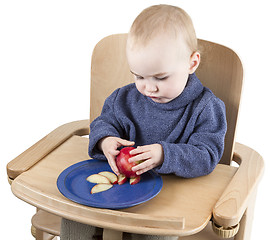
188 51 200 74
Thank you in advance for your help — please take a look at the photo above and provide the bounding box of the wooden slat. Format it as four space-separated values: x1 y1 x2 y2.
32 210 61 236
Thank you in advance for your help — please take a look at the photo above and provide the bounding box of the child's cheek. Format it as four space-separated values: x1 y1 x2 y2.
135 82 145 95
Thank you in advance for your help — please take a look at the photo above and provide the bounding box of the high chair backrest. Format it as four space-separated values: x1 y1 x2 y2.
90 34 243 165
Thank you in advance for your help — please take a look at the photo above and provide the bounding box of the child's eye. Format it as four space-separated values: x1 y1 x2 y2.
155 76 169 81
135 75 144 80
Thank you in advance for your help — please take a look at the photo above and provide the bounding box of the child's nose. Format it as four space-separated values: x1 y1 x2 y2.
145 80 158 93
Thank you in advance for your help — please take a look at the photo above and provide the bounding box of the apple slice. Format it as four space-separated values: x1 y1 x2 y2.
99 171 118 184
91 183 113 194
117 173 127 185
86 174 110 184
130 175 141 185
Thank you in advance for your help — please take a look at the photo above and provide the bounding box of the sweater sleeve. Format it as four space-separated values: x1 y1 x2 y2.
88 89 123 160
156 97 227 178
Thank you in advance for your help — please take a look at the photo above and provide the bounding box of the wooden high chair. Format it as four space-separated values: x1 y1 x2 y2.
7 34 264 240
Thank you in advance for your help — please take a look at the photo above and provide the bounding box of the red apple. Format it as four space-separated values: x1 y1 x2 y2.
98 171 118 184
117 173 128 185
130 175 141 185
91 183 113 194
86 174 110 184
116 147 139 178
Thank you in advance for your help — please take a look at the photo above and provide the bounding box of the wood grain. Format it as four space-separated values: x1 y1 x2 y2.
7 120 90 179
11 135 236 236
213 143 264 227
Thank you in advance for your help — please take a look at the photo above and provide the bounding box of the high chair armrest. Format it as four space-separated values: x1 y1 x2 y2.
7 119 90 180
213 142 264 227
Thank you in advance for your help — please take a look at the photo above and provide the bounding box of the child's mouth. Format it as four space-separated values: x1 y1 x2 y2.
149 96 163 102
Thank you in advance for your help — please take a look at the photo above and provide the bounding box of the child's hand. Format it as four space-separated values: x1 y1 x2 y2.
98 136 135 175
129 144 164 175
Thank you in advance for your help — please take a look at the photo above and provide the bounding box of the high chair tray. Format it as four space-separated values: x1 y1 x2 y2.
57 159 163 209
10 135 238 236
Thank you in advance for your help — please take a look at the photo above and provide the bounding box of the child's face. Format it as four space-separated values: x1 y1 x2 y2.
126 34 199 104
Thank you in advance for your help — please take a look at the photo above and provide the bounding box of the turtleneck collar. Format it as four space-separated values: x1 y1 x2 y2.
144 73 204 111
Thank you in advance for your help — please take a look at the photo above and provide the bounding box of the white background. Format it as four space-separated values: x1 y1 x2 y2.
1 0 269 239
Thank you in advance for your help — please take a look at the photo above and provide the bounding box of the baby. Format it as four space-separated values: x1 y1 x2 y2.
61 4 227 240
89 4 227 179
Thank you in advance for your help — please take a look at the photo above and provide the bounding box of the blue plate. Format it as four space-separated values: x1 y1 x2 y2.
57 159 163 209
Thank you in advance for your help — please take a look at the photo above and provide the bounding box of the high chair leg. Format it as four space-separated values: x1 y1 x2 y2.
32 225 57 240
103 229 123 240
234 190 257 240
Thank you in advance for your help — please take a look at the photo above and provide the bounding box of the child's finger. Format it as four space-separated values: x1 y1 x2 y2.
108 149 120 156
129 151 151 163
129 146 147 155
132 160 154 175
117 138 135 147
107 155 120 175
136 166 152 175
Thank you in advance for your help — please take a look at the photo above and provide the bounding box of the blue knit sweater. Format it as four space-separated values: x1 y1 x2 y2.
89 73 227 178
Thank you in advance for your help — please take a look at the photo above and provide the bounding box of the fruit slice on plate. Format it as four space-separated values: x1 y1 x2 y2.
91 183 113 194
130 175 141 185
117 173 127 185
86 174 110 184
99 171 118 184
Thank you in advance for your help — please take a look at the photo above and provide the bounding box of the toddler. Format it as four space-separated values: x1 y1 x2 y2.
61 4 227 240
89 4 227 179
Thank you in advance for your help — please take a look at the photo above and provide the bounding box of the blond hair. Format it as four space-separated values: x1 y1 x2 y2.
128 4 197 53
